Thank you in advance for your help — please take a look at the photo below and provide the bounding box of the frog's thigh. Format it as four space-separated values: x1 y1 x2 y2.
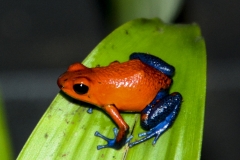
130 52 175 76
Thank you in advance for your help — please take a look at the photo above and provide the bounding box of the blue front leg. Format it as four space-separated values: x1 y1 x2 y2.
129 92 182 148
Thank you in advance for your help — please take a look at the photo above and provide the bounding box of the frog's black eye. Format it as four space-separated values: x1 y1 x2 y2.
73 83 89 94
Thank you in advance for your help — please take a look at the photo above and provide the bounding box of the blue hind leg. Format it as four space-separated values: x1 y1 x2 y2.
130 52 175 77
140 89 168 129
129 92 182 148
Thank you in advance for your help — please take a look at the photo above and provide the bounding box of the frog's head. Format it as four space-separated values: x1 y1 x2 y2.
57 63 98 105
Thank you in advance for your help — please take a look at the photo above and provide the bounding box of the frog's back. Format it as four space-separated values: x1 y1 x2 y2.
91 59 172 111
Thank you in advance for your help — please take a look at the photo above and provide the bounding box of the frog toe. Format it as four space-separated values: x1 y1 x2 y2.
95 128 132 150
128 131 155 148
87 107 93 114
129 128 163 148
95 128 117 149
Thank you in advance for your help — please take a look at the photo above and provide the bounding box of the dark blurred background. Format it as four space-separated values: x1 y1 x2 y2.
0 0 239 159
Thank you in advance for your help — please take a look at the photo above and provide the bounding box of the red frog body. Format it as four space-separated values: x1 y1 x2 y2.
58 59 171 112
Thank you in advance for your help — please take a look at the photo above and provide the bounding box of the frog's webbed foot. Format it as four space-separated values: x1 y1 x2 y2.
95 128 133 150
129 92 182 148
128 118 171 148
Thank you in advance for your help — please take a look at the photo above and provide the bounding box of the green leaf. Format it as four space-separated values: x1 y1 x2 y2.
17 18 206 160
0 93 13 160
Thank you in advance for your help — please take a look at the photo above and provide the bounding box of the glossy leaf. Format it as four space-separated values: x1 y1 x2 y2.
17 18 206 160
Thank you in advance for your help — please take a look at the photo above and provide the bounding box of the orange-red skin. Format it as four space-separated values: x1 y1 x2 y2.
58 59 171 112
57 59 172 142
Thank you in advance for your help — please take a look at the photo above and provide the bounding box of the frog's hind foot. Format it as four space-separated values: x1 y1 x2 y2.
129 93 182 148
95 128 133 150
128 120 170 148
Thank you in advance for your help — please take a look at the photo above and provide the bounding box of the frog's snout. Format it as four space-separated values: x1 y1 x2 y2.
57 77 63 89
57 75 67 89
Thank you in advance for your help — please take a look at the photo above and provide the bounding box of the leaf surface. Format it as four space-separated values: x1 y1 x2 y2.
0 94 13 160
17 18 206 160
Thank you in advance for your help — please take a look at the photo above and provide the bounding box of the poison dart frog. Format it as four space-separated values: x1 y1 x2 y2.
57 52 182 149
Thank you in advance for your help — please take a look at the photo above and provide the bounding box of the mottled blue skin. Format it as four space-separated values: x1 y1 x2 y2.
95 52 182 149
